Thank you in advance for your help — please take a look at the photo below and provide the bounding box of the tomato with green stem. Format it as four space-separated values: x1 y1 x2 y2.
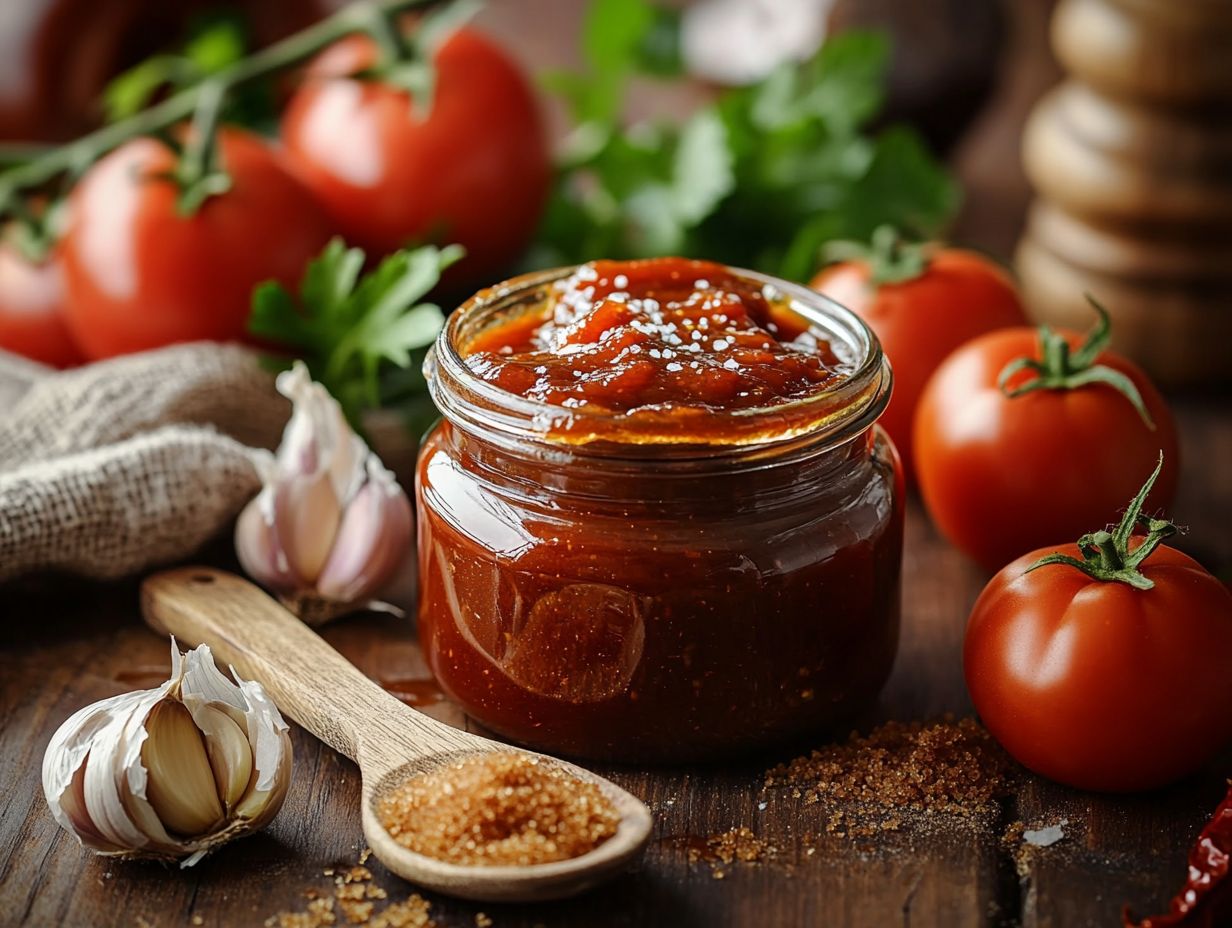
965 457 1232 792
60 119 332 360
280 23 549 288
914 297 1178 572
0 210 83 368
809 228 1026 481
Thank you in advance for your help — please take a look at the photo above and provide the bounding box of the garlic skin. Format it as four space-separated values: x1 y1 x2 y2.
42 640 292 867
235 362 412 623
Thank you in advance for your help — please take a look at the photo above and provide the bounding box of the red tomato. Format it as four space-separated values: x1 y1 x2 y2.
280 29 549 288
966 542 1232 792
810 248 1025 480
914 327 1177 572
60 129 332 359
0 242 83 367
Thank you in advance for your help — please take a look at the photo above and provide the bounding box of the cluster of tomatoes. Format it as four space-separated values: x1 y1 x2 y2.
0 29 549 366
812 247 1232 794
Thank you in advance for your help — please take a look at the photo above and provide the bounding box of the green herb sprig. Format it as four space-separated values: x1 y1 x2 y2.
532 1 959 282
249 238 463 432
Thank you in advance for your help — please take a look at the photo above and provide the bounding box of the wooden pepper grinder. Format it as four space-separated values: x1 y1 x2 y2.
1016 0 1232 387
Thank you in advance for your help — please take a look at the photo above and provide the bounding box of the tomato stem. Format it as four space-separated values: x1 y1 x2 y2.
352 0 480 115
821 224 931 287
173 81 233 216
0 0 439 217
3 196 63 264
1026 454 1177 590
998 295 1154 429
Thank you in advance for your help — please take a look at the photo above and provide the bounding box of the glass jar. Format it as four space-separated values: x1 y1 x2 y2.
416 266 902 763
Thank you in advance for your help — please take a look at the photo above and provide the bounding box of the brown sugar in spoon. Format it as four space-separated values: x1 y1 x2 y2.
140 567 652 903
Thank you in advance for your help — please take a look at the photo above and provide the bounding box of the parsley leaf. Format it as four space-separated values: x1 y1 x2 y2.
533 13 959 282
249 238 464 426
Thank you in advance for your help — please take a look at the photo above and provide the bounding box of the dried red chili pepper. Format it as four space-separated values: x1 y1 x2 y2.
1124 781 1232 928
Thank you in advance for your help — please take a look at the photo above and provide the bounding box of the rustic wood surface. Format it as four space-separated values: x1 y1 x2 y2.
4 0 1232 926
3 403 1229 928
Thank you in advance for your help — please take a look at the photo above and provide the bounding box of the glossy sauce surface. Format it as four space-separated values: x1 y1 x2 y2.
463 259 848 442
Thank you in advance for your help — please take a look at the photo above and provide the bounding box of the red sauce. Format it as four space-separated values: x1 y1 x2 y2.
416 258 902 762
462 258 848 442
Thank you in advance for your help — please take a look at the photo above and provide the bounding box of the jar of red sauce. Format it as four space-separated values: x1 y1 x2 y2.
416 258 902 763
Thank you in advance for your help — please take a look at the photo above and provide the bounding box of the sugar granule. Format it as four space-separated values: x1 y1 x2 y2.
684 826 774 878
265 852 436 928
376 752 619 866
766 717 1012 816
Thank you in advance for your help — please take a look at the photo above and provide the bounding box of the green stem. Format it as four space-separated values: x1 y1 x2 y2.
998 294 1155 429
359 4 411 69
174 80 233 215
0 143 57 168
821 224 930 287
1026 453 1176 590
0 0 436 217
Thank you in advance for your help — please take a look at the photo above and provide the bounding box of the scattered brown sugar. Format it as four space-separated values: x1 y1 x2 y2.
694 827 772 865
765 717 1014 837
680 826 776 879
265 850 435 928
376 752 620 866
1001 820 1026 850
767 717 1011 812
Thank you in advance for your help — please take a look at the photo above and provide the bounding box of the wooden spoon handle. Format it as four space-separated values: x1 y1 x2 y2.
141 566 475 768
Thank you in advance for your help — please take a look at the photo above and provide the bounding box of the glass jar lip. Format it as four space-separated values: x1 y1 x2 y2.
425 262 891 461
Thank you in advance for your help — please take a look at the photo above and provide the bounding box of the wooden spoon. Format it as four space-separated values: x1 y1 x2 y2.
140 566 653 903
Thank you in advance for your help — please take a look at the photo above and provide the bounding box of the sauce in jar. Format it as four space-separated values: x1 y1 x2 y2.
417 258 902 762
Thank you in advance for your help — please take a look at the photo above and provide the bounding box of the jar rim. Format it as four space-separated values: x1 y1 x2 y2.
425 262 892 461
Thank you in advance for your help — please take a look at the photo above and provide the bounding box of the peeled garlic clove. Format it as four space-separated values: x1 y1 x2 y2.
143 700 225 836
193 703 253 813
316 461 412 603
42 640 292 866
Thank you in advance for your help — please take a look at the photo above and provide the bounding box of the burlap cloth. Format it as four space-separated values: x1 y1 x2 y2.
0 343 290 583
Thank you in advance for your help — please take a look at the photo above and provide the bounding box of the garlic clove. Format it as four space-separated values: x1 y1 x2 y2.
235 726 293 827
59 754 126 853
315 460 413 603
194 703 254 813
273 468 342 585
142 700 225 836
234 362 414 618
276 362 367 507
235 489 297 593
82 689 175 852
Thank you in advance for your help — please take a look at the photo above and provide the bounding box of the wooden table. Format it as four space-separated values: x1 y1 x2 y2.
4 1 1232 925
3 397 1230 928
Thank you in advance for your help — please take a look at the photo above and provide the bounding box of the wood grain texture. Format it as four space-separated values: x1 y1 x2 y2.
139 567 653 904
3 0 1231 924
3 399 1229 927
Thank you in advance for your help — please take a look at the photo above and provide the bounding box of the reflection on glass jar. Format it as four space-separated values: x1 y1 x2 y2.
416 263 903 763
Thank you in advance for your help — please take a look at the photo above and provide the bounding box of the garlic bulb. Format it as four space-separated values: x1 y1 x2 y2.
235 362 412 623
42 640 292 867
681 0 832 86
